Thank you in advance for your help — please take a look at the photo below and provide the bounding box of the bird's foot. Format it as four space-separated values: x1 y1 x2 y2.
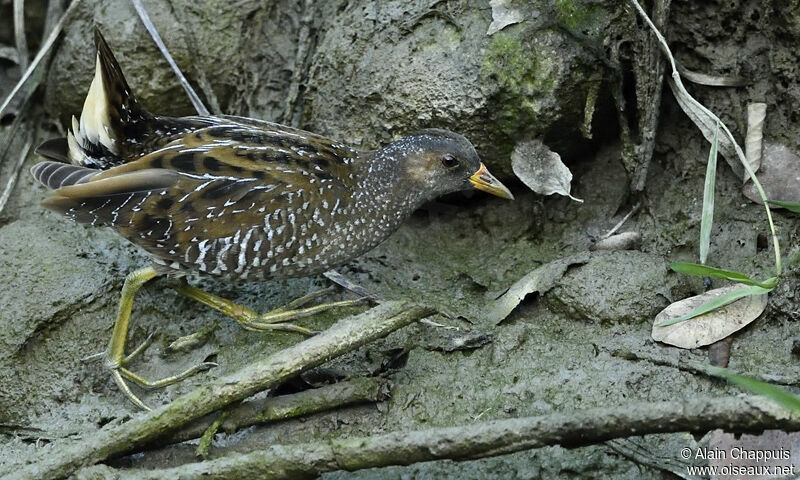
106 267 217 411
109 325 217 412
121 329 157 365
108 359 217 411
174 281 372 336
237 296 372 334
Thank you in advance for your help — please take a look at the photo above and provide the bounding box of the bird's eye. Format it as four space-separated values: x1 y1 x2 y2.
441 154 459 169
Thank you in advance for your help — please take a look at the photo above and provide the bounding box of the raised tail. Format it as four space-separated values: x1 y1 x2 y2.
60 27 155 170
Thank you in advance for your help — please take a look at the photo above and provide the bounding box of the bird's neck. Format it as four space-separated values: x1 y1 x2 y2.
353 149 426 214
330 150 422 248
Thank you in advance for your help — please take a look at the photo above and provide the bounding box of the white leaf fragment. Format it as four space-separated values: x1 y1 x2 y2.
487 0 524 35
652 285 768 349
744 102 766 184
511 140 583 202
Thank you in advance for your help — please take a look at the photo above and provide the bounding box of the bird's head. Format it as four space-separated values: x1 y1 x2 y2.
381 129 513 202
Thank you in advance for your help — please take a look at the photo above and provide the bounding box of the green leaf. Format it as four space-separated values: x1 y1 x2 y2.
699 123 718 265
766 200 800 213
669 262 777 289
708 366 800 414
656 285 771 327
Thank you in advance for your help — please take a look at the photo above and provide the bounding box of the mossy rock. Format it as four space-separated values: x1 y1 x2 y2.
44 0 618 178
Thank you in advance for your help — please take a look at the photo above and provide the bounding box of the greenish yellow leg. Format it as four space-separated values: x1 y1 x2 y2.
106 267 216 411
174 282 368 335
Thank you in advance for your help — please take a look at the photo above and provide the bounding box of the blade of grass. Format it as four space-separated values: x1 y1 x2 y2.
708 366 800 414
43 0 66 40
669 262 778 289
699 122 718 265
656 285 771 327
13 0 28 71
630 0 782 277
766 200 800 213
130 0 209 116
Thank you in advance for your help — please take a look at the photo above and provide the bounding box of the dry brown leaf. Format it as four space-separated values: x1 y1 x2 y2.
511 140 583 202
652 285 767 349
487 253 590 324
742 142 800 205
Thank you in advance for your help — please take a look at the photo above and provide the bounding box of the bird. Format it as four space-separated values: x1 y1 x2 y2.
30 29 514 410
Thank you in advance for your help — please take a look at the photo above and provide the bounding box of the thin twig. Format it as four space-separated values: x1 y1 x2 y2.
151 377 390 449
0 136 31 216
0 0 75 217
5 302 434 480
629 0 782 276
130 0 209 116
600 202 641 240
608 347 800 387
0 74 37 218
76 395 800 480
0 0 81 120
605 438 694 479
323 270 377 299
195 412 226 458
13 0 28 71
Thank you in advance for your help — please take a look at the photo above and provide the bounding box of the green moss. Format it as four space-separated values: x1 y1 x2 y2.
481 34 555 94
479 32 560 161
555 0 609 36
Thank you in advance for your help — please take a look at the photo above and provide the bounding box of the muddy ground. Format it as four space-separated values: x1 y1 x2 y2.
0 0 798 478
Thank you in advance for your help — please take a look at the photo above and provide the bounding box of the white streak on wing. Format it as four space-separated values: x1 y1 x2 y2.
111 193 135 224
214 240 233 273
177 147 213 154
177 171 257 182
235 228 255 274
128 192 152 214
178 180 212 202
88 198 111 214
251 185 277 192
161 220 173 240
196 239 210 267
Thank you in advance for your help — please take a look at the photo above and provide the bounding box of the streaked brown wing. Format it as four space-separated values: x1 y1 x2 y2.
43 119 357 276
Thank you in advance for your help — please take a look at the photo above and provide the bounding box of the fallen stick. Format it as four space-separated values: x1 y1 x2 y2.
75 395 799 480
5 301 433 480
609 347 800 387
153 376 390 449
